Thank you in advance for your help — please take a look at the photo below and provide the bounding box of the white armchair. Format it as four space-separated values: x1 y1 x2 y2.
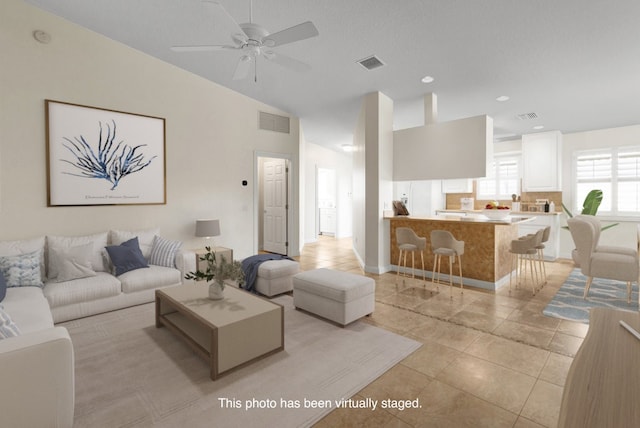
567 216 639 303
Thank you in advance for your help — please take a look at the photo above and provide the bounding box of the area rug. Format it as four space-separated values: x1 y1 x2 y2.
62 295 421 428
543 268 639 323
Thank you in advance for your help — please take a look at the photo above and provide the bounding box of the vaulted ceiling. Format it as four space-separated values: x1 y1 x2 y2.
25 0 640 151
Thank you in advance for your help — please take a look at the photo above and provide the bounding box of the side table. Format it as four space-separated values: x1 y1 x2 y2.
195 247 233 271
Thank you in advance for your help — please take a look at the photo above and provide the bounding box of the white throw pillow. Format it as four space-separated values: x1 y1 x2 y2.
47 232 109 277
51 242 97 282
148 236 182 268
110 228 160 260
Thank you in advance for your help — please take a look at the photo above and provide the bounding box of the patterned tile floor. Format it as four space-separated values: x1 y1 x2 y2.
297 236 582 428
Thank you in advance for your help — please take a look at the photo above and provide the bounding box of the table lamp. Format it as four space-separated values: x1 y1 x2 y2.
195 219 220 248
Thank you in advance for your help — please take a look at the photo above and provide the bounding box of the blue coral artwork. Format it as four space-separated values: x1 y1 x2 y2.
46 100 166 206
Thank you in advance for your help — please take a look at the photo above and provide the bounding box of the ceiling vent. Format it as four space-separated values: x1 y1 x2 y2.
516 112 538 120
357 55 385 70
259 111 290 134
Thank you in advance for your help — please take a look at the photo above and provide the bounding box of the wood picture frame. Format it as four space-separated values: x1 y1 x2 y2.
45 100 166 206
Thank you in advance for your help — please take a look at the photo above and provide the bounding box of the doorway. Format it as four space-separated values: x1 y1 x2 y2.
258 155 290 255
317 167 336 237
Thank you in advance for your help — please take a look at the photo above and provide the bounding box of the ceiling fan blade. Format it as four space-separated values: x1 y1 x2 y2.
233 55 252 80
202 0 245 36
263 21 319 47
171 45 237 52
264 51 311 73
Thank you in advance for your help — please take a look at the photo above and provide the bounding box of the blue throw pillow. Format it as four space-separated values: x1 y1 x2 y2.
105 237 149 276
0 271 6 302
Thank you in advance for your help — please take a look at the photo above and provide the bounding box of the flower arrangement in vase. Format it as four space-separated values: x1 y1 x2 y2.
184 246 245 300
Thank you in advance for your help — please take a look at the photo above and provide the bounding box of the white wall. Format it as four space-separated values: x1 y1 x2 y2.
302 141 353 243
0 0 301 258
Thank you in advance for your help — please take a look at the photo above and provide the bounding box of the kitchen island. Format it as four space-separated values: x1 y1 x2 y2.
388 214 535 290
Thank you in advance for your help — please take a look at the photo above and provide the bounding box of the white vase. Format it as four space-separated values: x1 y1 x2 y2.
208 282 224 300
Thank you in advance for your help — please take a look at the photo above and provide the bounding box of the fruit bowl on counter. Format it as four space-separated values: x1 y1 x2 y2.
482 203 511 220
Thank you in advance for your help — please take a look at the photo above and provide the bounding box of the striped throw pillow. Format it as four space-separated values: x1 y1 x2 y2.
148 236 182 268
0 306 20 339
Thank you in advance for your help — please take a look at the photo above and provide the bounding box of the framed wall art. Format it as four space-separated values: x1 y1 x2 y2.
46 100 166 206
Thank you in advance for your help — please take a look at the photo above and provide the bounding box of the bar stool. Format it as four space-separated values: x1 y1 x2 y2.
430 230 464 297
509 229 543 295
395 227 427 284
534 226 550 286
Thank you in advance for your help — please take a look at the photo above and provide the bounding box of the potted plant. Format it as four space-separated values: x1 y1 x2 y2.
184 246 245 300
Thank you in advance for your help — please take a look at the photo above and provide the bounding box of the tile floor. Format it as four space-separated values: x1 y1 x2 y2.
300 236 585 428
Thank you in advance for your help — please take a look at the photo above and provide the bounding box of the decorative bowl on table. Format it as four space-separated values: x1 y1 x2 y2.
482 207 511 220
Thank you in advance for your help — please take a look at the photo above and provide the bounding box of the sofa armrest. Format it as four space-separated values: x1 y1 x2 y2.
176 249 197 282
0 327 74 428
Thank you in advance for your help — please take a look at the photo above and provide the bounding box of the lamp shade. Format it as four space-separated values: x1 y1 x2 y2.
195 219 220 238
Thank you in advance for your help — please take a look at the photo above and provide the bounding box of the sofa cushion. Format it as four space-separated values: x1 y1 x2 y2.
44 272 121 308
2 286 53 334
47 232 109 276
110 228 159 260
119 265 181 294
0 236 46 278
105 237 149 276
0 250 44 288
149 235 182 268
0 306 20 339
50 242 97 283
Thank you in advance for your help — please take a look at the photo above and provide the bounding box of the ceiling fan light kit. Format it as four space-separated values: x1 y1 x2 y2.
172 0 318 82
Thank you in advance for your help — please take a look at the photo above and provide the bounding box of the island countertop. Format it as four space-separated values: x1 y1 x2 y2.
387 214 536 225
387 215 533 289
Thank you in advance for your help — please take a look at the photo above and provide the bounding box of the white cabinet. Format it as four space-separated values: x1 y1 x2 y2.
319 208 336 236
442 179 473 193
522 131 562 192
517 214 561 260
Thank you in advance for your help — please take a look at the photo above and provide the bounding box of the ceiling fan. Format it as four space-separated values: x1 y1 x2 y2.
171 0 319 82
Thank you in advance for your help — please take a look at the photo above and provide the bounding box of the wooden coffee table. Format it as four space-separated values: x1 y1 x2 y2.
155 283 284 380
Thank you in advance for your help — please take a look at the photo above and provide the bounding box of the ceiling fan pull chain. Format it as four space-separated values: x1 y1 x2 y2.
249 0 253 24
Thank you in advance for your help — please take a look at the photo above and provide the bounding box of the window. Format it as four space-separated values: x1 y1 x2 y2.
476 155 520 200
573 147 640 215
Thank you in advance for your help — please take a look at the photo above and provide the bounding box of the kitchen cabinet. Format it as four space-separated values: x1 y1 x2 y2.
522 131 562 191
441 179 473 193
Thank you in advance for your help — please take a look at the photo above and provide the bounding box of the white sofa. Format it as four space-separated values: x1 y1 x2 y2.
0 228 195 428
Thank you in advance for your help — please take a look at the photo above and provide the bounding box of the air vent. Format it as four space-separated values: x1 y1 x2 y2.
259 111 290 134
357 55 385 70
516 112 538 120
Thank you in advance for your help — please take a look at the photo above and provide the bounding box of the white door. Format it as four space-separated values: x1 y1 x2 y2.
263 158 288 254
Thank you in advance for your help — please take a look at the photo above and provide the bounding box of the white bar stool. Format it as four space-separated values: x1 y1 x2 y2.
430 230 464 297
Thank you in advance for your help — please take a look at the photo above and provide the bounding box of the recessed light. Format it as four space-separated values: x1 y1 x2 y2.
421 76 434 83
341 144 354 152
533 125 545 130
496 95 510 102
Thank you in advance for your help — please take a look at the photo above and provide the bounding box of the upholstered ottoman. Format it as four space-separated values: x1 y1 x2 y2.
255 260 300 297
292 268 375 326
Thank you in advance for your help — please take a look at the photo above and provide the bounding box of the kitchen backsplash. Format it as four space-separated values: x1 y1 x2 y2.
445 183 562 213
